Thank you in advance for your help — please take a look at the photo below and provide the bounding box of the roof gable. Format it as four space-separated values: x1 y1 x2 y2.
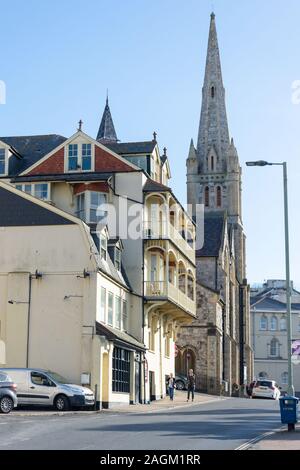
21 131 139 176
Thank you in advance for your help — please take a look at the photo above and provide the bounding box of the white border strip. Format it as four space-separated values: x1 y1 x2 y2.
235 426 285 450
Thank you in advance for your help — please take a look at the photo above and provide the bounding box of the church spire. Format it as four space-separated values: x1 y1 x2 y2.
197 13 230 170
96 96 118 143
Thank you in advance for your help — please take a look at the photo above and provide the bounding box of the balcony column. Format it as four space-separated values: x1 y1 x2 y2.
165 249 169 297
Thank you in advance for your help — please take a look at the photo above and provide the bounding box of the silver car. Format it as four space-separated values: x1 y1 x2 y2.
0 368 95 411
0 371 18 413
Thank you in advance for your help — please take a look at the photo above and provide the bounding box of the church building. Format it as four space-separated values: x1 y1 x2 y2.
176 13 253 395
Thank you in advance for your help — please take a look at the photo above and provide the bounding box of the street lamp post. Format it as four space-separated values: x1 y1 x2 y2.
246 160 294 397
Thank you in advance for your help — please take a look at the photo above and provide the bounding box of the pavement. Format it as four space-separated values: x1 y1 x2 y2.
246 423 300 450
0 394 284 450
9 390 225 416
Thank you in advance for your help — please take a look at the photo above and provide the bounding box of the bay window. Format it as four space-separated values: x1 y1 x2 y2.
108 292 114 326
75 191 107 224
122 300 127 331
115 296 121 329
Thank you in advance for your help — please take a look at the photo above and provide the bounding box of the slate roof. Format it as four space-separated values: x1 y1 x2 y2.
0 185 74 226
96 322 145 351
96 98 118 143
105 141 156 155
0 134 67 176
11 172 113 183
143 178 171 192
251 296 300 312
196 211 225 257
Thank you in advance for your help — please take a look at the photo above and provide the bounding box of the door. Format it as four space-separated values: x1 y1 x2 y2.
27 371 56 405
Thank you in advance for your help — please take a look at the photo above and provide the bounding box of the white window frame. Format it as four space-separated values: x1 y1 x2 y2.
15 183 51 200
107 292 114 326
260 316 268 331
0 147 8 176
100 287 106 323
115 247 121 271
100 233 107 261
122 300 127 331
270 316 278 331
269 338 279 357
65 140 95 173
74 191 107 224
115 296 121 329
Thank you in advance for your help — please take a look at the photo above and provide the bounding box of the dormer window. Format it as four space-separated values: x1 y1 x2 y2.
67 143 92 172
100 233 107 261
0 148 6 175
68 144 78 171
115 247 121 271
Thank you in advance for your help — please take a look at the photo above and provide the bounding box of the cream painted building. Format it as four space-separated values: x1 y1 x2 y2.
251 280 300 396
0 101 196 406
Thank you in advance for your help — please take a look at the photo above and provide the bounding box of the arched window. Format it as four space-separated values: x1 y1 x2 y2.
216 186 222 207
260 316 268 331
258 371 268 379
280 317 287 331
211 86 215 98
270 316 278 331
281 372 288 385
204 186 209 207
211 155 214 171
270 338 279 357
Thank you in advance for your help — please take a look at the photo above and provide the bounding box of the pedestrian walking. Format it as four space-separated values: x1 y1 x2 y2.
167 373 176 401
187 369 196 402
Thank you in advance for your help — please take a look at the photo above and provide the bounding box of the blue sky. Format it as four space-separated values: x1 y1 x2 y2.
1 0 300 288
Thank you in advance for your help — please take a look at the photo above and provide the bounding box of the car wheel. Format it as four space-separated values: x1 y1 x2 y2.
176 380 185 391
54 395 70 411
0 396 14 414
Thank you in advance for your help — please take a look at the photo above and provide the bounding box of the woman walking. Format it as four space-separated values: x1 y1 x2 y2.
167 373 176 401
187 369 196 402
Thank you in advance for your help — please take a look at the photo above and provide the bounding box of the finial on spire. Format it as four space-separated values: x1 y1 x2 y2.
78 119 83 131
153 131 157 142
106 88 109 105
211 11 215 20
163 147 167 156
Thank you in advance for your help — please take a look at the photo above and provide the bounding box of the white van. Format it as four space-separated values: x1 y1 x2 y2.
0 368 95 411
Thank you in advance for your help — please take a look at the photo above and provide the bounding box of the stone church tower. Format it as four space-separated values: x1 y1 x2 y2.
177 13 253 395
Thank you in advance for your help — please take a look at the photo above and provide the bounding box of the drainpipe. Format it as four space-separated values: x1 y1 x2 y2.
26 274 32 368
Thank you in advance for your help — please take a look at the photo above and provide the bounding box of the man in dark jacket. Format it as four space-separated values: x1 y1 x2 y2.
187 369 196 402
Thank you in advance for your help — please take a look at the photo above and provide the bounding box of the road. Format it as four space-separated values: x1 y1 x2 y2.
0 397 282 450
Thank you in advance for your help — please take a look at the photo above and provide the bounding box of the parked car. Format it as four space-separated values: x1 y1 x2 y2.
252 379 281 400
0 371 18 413
175 374 188 391
0 368 95 411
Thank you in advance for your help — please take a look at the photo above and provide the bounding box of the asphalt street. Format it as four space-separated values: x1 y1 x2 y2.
0 397 282 450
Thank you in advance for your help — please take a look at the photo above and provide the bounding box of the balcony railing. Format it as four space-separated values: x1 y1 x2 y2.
144 281 195 316
144 221 195 263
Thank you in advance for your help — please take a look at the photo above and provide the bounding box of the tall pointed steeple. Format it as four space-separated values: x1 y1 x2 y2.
197 13 230 171
96 96 118 143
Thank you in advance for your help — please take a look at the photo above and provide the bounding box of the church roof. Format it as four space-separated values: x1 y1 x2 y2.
196 211 225 257
96 97 118 143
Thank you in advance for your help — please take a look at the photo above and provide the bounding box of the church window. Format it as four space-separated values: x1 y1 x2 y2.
211 86 215 98
204 186 209 207
216 186 222 207
211 155 214 171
